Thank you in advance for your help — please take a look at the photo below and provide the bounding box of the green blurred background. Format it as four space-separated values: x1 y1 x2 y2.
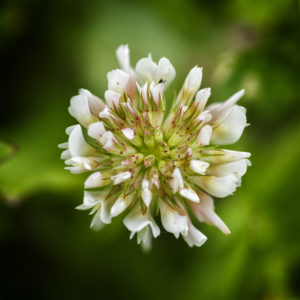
0 0 300 299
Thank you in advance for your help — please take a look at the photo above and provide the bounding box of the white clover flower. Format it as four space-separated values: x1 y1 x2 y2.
60 44 251 250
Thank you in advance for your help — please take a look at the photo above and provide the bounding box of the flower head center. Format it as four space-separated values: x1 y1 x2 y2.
61 44 251 250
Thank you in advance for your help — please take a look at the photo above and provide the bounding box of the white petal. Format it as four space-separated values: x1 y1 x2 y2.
142 179 150 189
87 121 106 141
64 166 84 174
104 90 121 109
142 189 152 207
68 94 97 127
99 105 112 119
210 105 247 145
61 150 71 160
150 174 160 189
123 204 160 238
196 111 212 123
208 89 245 122
194 88 211 111
110 198 127 217
139 82 149 105
223 89 245 109
179 188 200 203
116 44 130 72
135 54 157 85
65 157 99 173
192 174 241 198
116 45 137 98
107 69 130 93
206 159 251 178
99 131 116 151
90 213 105 231
160 201 188 236
76 191 100 210
173 168 184 191
168 178 177 193
154 57 176 86
189 192 230 234
189 160 210 175
183 222 207 247
84 191 111 224
65 125 77 135
198 149 251 164
68 125 97 157
196 125 212 146
181 66 203 101
84 171 104 188
137 226 152 252
150 82 164 104
142 179 152 207
111 171 131 185
93 206 111 225
121 128 135 140
58 142 68 149
110 194 133 217
79 88 105 116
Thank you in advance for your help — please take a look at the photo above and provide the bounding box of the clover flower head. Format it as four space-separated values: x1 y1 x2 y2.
59 44 251 250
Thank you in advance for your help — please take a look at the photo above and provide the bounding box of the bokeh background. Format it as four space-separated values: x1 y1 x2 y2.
1 0 300 299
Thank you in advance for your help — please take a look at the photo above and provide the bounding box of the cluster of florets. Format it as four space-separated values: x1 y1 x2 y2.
59 45 250 250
